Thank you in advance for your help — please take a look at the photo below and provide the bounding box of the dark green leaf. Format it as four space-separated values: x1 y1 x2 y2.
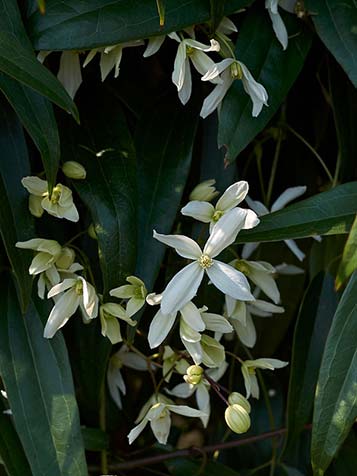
0 398 31 476
0 75 60 190
307 0 357 86
218 9 312 161
328 431 357 475
311 272 357 475
61 88 137 294
335 215 357 289
81 427 109 451
209 0 226 33
236 182 357 243
135 94 200 291
0 95 34 312
0 32 78 121
0 282 87 476
283 273 337 463
27 0 249 51
330 61 357 182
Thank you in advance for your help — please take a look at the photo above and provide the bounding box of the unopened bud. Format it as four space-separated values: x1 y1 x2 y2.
184 365 204 385
62 161 86 180
225 404 251 434
55 247 75 269
189 179 219 202
88 223 97 240
228 392 251 413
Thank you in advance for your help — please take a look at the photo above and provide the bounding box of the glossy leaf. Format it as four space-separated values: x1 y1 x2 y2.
0 95 34 312
0 399 31 476
307 0 357 86
27 0 249 51
135 94 200 291
61 88 137 295
218 9 312 161
0 31 78 121
335 215 357 289
0 75 60 190
311 272 357 475
0 282 87 476
283 273 337 462
236 182 357 243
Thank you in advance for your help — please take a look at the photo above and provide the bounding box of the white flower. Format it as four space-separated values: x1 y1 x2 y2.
128 394 206 445
242 186 319 262
200 58 268 118
110 276 147 317
241 358 288 398
21 176 79 222
189 179 219 202
143 32 180 57
100 302 136 344
217 17 238 35
57 51 83 99
16 238 62 275
107 345 148 409
225 296 284 348
172 38 220 105
265 0 288 50
153 207 255 315
181 180 259 232
44 277 98 338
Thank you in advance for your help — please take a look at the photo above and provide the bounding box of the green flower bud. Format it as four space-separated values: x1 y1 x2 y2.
62 161 86 180
184 365 204 385
88 223 97 240
228 392 251 413
224 404 251 434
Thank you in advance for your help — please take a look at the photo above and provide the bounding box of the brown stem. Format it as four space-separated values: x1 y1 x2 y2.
88 424 312 472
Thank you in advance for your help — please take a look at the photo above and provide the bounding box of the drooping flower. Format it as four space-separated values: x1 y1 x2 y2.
153 207 256 316
44 276 98 338
189 179 219 202
181 180 259 232
265 0 288 50
128 393 206 445
200 58 268 118
21 176 79 222
241 358 288 398
100 302 136 344
110 276 147 317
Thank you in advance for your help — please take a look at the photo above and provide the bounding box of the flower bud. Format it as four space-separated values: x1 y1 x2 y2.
224 404 251 434
184 365 204 385
88 223 97 240
62 161 86 180
55 247 75 269
228 392 251 413
189 179 219 202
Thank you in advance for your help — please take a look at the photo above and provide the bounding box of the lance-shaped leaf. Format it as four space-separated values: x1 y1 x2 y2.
283 273 337 463
335 215 357 290
306 0 357 87
218 8 312 161
27 0 249 51
311 272 357 475
0 281 87 476
0 95 34 312
236 182 357 243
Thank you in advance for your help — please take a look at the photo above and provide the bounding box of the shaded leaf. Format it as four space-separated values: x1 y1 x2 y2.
218 8 312 161
311 272 357 475
81 427 109 451
236 182 357 244
307 0 357 86
0 282 87 476
0 94 34 312
335 215 357 289
283 273 337 463
27 0 249 50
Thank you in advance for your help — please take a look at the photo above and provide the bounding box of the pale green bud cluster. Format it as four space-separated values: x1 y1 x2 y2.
62 161 87 180
184 365 204 385
225 392 252 434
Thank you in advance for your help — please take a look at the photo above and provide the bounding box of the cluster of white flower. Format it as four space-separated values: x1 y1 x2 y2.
37 13 291 119
17 172 307 445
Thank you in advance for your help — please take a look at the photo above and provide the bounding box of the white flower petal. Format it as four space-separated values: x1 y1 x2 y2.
232 311 257 348
167 404 207 418
242 364 252 398
148 309 176 348
284 239 306 261
204 208 248 258
268 10 288 50
128 418 149 444
218 17 238 34
190 50 217 78
107 367 124 409
126 297 145 317
207 261 254 301
43 289 79 338
181 338 202 365
180 301 205 332
230 300 247 325
21 176 47 196
243 209 260 229
216 181 249 212
179 319 201 343
271 186 307 212
241 242 260 259
57 52 82 99
166 383 194 399
153 230 202 259
201 312 233 333
200 69 233 118
201 58 234 82
251 300 284 314
181 201 214 223
225 295 237 317
178 59 192 105
184 38 220 52
196 384 210 427
121 352 149 371
172 42 187 91
248 268 280 304
244 196 269 216
150 411 171 444
143 36 165 57
48 278 76 298
161 262 204 315
80 277 98 318
275 263 305 275
239 62 268 117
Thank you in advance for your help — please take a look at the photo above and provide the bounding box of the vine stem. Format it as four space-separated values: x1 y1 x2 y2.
88 424 312 472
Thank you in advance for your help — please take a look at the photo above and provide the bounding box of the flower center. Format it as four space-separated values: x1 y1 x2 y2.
50 186 62 204
235 260 250 275
198 254 213 269
133 286 146 299
75 280 83 295
212 210 224 222
186 46 195 56
248 367 256 376
230 62 243 80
